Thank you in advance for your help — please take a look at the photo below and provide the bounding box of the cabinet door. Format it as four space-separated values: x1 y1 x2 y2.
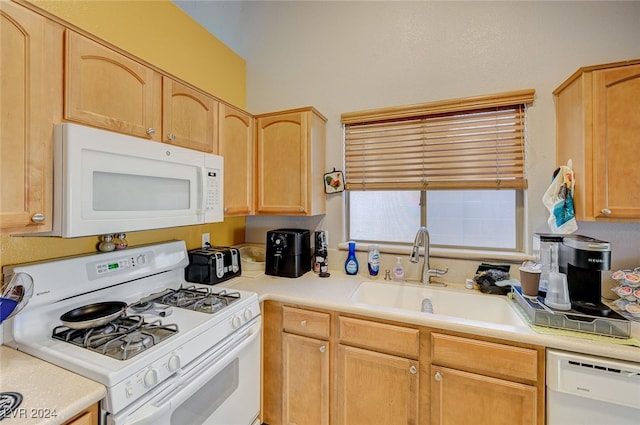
336 345 418 425
431 365 536 425
162 77 218 152
1 2 61 233
256 110 309 215
219 104 254 215
63 403 99 425
65 31 161 140
282 333 330 425
593 64 640 219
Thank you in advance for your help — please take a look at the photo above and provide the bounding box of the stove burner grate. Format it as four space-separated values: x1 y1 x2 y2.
52 315 178 360
153 286 241 314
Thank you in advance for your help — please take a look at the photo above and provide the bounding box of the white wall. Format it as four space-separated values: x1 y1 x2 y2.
177 1 640 277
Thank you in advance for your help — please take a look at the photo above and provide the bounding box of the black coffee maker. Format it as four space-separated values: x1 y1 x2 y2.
558 234 611 316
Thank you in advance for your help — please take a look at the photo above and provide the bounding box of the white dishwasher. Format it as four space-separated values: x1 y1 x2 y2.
546 349 640 425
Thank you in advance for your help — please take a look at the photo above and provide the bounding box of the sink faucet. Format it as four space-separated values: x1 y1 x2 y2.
408 226 448 286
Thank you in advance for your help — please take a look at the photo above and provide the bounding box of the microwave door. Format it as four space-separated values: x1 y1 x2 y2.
64 147 202 237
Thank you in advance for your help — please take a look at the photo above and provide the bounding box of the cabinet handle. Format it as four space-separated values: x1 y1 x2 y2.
31 214 45 223
409 365 417 375
299 207 305 213
146 128 156 135
300 320 307 327
168 133 176 141
601 208 612 216
319 345 326 353
434 371 442 381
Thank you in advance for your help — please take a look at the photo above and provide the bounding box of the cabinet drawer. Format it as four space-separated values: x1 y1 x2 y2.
431 333 538 381
338 316 419 358
283 306 330 338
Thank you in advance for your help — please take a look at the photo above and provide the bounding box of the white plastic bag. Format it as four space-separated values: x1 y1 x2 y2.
542 165 578 234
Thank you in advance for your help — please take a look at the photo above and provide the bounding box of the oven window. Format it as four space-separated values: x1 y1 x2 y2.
171 358 239 425
93 172 190 211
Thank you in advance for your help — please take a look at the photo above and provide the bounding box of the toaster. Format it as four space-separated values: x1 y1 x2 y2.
185 246 241 285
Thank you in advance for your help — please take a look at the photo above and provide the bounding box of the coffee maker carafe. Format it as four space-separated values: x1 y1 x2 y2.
533 233 563 293
558 234 611 316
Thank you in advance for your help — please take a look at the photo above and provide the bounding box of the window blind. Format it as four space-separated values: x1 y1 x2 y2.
342 89 534 191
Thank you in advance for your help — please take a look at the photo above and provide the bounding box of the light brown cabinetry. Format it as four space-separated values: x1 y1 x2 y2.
336 317 419 425
162 77 218 152
428 333 541 425
263 303 544 425
67 32 220 152
255 107 327 216
554 59 640 221
281 306 331 425
0 1 62 233
65 30 162 140
63 403 99 425
219 104 255 215
430 365 536 425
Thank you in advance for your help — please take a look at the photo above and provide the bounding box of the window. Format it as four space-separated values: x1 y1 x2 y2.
343 90 533 251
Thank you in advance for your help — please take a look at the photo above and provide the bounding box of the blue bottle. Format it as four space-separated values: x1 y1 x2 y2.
345 241 359 275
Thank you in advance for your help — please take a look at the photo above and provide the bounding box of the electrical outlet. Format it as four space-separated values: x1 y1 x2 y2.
202 233 210 248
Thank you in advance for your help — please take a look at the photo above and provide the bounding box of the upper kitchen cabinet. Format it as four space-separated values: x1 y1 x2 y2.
218 104 254 216
162 77 218 153
65 30 162 140
554 59 640 221
255 107 327 216
1 1 63 233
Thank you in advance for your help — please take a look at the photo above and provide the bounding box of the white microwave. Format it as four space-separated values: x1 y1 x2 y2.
36 123 223 238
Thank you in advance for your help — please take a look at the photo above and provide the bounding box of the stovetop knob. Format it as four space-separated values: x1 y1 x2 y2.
231 315 242 329
244 308 253 321
143 368 159 388
167 354 181 372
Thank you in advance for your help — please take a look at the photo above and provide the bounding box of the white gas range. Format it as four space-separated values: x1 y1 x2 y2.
2 240 261 425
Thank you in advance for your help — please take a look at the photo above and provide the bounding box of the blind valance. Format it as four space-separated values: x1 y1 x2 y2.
342 89 534 191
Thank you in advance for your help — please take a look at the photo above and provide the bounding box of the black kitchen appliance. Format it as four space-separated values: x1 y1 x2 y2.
265 229 311 278
185 246 241 285
558 234 611 316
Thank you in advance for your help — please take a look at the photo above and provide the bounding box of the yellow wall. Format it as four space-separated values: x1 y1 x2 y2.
1 0 247 269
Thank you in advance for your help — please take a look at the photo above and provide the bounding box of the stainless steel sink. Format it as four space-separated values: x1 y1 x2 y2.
350 280 526 327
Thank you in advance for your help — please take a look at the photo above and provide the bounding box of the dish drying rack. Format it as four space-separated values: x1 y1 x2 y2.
511 287 631 339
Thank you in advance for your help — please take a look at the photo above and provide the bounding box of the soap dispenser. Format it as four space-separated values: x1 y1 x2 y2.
345 241 359 275
393 257 405 281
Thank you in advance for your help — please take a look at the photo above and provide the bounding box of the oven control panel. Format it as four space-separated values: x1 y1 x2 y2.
86 251 153 280
105 346 186 412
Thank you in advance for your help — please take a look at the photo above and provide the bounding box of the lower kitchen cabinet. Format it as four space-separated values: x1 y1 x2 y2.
282 333 330 425
63 403 99 425
427 332 543 425
336 345 418 425
261 302 544 425
430 365 536 425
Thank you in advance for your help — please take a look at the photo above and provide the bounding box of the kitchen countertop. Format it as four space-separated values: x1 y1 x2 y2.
0 346 106 425
225 271 640 363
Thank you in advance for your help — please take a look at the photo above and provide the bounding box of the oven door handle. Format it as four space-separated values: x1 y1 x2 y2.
108 318 260 425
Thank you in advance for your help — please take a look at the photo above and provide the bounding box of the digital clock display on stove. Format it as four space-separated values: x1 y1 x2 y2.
95 258 130 275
